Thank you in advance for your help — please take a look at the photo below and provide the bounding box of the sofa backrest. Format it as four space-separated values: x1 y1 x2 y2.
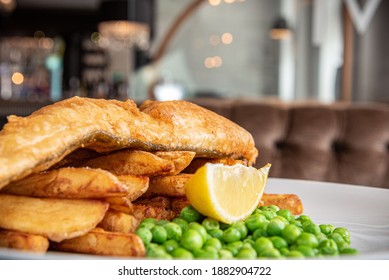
191 98 389 189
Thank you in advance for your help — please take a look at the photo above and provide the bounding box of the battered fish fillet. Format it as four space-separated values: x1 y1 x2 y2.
0 97 257 189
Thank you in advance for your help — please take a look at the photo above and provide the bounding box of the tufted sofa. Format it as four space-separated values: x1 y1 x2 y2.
189 98 389 189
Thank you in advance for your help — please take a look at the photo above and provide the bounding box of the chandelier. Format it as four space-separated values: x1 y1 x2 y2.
97 0 150 50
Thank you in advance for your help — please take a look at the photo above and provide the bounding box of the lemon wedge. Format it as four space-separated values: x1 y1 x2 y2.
184 163 271 224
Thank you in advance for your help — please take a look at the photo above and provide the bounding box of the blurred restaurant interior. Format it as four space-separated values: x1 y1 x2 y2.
0 0 388 106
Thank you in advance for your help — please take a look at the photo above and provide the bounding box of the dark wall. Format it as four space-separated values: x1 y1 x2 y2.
0 0 155 127
0 0 154 99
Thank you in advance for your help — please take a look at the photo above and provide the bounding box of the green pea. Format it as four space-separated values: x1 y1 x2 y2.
341 247 358 255
296 215 311 224
267 205 280 212
202 218 220 231
141 218 157 225
273 215 289 225
279 247 290 256
245 214 268 232
254 237 274 255
204 244 218 253
315 232 328 243
163 222 182 241
180 229 204 251
333 227 351 244
258 248 281 258
243 238 255 247
135 227 153 245
231 221 248 239
336 240 350 252
319 224 334 235
156 219 169 226
329 232 348 248
261 210 277 220
218 249 234 259
171 247 194 259
224 241 243 256
151 226 167 244
277 209 293 222
297 245 316 257
172 217 189 232
204 237 222 250
270 236 288 250
163 239 179 253
319 239 338 256
222 227 241 243
137 222 155 231
208 228 223 241
296 232 319 248
282 224 302 244
147 244 170 259
146 242 159 249
287 250 305 259
236 247 257 259
302 221 321 235
179 205 203 223
289 219 303 228
194 248 218 259
252 208 263 215
267 218 286 236
188 222 208 242
252 226 269 239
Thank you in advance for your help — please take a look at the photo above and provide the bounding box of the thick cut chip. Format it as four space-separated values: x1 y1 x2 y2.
2 167 128 199
116 175 149 201
98 210 139 233
0 194 108 242
105 197 133 214
0 230 49 253
185 163 270 224
52 228 145 257
142 174 192 197
73 150 175 176
134 196 171 209
105 197 132 214
51 148 101 169
261 193 303 215
105 196 132 207
155 151 196 175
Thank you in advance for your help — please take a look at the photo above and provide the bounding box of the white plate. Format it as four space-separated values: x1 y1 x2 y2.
1 178 389 259
266 178 389 259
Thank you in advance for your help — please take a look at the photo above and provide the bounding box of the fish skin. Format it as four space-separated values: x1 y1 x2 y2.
0 97 258 189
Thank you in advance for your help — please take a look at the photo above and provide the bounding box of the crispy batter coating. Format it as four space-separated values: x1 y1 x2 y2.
0 97 257 189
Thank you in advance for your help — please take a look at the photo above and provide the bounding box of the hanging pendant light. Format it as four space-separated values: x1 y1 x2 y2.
97 0 150 50
269 17 292 40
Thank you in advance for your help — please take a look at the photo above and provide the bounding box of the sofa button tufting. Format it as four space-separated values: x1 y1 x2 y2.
332 141 346 153
275 140 287 150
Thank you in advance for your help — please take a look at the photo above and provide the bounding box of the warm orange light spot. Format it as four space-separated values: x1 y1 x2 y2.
12 72 24 85
221 32 233 44
204 56 223 69
209 0 221 6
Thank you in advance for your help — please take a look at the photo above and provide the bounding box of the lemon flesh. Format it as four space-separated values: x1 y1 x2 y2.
184 163 271 224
